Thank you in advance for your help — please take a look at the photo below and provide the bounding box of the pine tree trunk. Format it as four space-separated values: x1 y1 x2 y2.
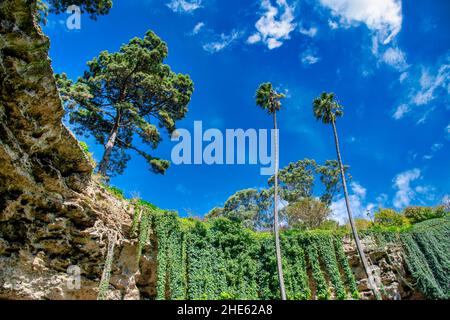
331 120 381 300
273 111 287 300
98 112 121 178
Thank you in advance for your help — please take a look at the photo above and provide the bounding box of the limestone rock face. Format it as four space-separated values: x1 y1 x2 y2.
343 235 424 300
0 0 144 300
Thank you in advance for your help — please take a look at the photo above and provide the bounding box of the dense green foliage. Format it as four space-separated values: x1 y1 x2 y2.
131 207 362 300
285 198 330 230
399 218 450 299
403 206 447 224
101 184 125 200
374 208 410 228
125 203 450 300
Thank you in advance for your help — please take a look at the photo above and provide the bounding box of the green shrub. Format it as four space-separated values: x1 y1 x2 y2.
102 184 125 200
374 208 410 228
137 199 158 210
343 218 372 232
317 220 341 231
79 141 97 167
403 206 446 224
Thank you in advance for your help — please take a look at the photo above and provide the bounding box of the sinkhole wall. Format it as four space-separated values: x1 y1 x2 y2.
132 208 450 300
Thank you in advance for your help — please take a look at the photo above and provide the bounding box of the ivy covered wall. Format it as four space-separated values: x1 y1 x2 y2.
130 206 449 300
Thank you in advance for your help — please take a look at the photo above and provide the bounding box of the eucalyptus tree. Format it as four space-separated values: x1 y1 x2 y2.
285 197 330 230
210 189 273 229
268 159 317 203
316 160 351 206
57 31 194 179
255 82 287 300
312 92 380 299
268 159 350 207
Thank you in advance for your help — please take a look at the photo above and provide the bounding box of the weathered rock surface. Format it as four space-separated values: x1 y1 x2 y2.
0 0 143 300
343 235 424 300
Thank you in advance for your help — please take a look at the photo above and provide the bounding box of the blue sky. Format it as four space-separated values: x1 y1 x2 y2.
43 0 450 223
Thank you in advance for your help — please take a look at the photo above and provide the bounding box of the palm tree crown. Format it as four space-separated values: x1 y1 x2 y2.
256 83 285 114
313 92 344 124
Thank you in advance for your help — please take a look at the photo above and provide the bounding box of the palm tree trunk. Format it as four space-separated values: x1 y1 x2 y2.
273 111 287 300
331 120 381 300
98 112 121 178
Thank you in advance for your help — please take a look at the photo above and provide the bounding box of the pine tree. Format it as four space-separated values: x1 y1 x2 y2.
57 30 193 178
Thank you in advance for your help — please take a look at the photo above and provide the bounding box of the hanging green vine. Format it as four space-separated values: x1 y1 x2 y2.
136 207 151 265
400 217 450 299
184 221 228 299
400 233 444 299
333 236 359 299
315 234 346 299
282 234 311 300
130 207 141 237
256 236 278 300
128 199 448 301
97 232 117 300
305 241 330 300
209 218 260 299
154 211 186 299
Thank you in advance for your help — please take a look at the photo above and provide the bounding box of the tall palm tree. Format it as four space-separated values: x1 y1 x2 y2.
256 83 287 300
313 92 381 300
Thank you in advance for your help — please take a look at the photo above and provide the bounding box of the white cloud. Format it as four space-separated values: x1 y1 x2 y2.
412 64 450 106
376 193 389 207
382 46 408 71
167 0 202 13
446 124 450 140
392 56 450 121
300 47 320 66
431 143 443 152
319 0 402 45
320 0 406 71
267 38 283 49
247 0 296 50
301 53 320 65
442 194 450 206
392 168 421 208
247 33 261 44
299 26 318 37
392 104 410 120
351 182 367 198
203 30 242 53
423 143 444 160
192 22 205 35
330 182 374 225
399 71 408 83
328 19 339 29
